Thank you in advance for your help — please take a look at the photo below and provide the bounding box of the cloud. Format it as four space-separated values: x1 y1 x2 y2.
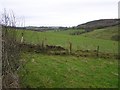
0 0 119 26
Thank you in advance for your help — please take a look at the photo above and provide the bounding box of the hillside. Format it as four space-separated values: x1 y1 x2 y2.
81 25 119 41
13 26 118 88
15 28 118 54
77 19 120 30
19 52 118 88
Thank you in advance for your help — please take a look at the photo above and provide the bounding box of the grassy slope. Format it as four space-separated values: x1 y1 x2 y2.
81 25 118 40
52 29 85 35
17 28 118 88
19 52 118 88
16 29 118 53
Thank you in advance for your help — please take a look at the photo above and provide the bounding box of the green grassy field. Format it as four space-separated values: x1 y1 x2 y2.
16 28 118 54
52 29 85 35
18 52 118 88
81 25 118 40
16 26 118 88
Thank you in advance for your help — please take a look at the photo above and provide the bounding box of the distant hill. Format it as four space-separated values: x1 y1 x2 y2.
25 26 68 31
77 19 120 30
81 25 119 41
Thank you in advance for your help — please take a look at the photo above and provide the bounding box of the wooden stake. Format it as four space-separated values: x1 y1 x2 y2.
97 46 99 57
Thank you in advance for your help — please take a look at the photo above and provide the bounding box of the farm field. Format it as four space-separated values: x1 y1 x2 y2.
81 25 118 40
1 1 119 88
16 28 118 54
16 26 118 88
18 52 118 88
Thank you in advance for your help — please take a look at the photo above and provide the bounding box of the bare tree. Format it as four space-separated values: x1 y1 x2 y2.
1 9 20 88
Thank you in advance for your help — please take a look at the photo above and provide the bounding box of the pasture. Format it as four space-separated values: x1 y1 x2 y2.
18 52 118 88
81 26 118 40
16 28 118 54
16 26 118 88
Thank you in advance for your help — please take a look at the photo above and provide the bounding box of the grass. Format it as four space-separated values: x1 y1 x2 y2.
52 28 85 35
81 25 118 40
16 29 118 54
18 52 118 88
15 27 118 88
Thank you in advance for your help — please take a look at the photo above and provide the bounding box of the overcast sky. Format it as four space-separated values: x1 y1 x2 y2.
0 0 119 27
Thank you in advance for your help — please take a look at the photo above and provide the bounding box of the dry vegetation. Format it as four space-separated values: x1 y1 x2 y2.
1 9 21 88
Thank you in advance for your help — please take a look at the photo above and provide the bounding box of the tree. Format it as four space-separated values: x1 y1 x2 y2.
1 9 20 88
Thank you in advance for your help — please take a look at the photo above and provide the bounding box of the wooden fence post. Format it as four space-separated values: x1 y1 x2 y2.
97 46 99 57
41 40 44 49
69 42 72 54
21 32 24 43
